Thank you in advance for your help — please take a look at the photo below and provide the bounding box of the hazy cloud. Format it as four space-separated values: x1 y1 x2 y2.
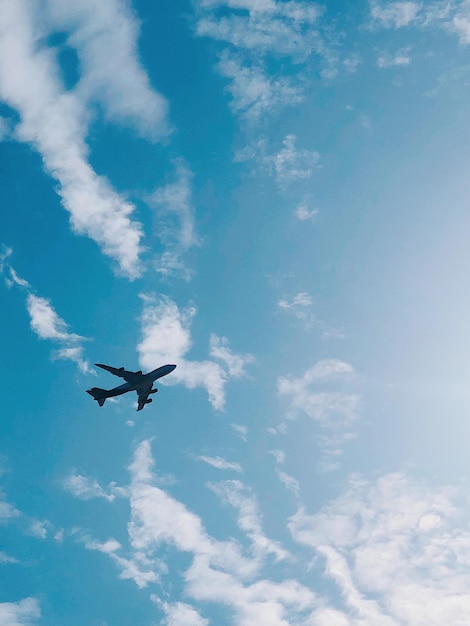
231 423 248 441
0 551 19 564
149 162 199 280
278 360 360 468
377 48 411 67
370 1 422 28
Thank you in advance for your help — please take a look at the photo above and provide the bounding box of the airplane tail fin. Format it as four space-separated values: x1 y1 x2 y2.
86 387 108 407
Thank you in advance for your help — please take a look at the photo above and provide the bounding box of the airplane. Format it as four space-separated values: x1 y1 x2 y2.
86 363 176 411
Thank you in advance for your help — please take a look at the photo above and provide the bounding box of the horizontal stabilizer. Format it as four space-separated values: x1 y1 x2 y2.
86 387 108 407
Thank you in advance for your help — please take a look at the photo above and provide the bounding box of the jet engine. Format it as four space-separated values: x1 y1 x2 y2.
145 398 153 404
149 388 158 394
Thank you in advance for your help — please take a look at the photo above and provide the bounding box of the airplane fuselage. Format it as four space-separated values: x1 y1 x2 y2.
105 364 176 396
86 363 176 410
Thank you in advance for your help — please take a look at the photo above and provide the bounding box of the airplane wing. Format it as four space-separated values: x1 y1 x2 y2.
95 363 144 383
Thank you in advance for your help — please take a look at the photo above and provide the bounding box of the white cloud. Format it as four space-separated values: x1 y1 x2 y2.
295 201 319 222
289 471 470 625
235 135 320 188
157 601 209 626
75 440 318 623
278 292 312 310
0 247 30 289
149 162 199 280
196 2 322 59
0 0 151 277
278 291 316 329
208 480 290 561
0 498 20 522
377 48 411 67
137 294 253 410
26 294 91 372
217 52 303 120
44 0 169 138
0 551 19 564
28 520 50 540
450 7 470 45
194 0 334 121
278 360 359 468
209 334 254 377
1 251 91 372
63 471 121 501
195 455 243 473
27 294 81 343
270 450 301 497
370 2 422 28
231 423 248 441
0 598 40 626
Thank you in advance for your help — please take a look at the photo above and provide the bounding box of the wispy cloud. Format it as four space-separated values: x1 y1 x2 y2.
195 455 243 473
231 423 248 441
370 1 422 28
0 498 20 523
26 294 91 373
289 471 470 625
235 134 320 188
216 51 303 121
74 440 317 623
1 248 91 372
194 0 335 121
209 334 254 377
137 294 253 410
209 479 290 561
0 551 19 564
278 360 359 468
63 471 123 501
0 597 41 626
149 161 199 280
270 449 301 498
278 292 316 329
0 0 168 277
377 48 411 68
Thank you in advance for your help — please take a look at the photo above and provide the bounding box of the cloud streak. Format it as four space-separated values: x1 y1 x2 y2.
195 455 243 473
149 161 199 280
1 248 90 372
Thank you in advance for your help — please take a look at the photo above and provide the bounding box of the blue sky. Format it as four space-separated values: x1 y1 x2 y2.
2 0 470 624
